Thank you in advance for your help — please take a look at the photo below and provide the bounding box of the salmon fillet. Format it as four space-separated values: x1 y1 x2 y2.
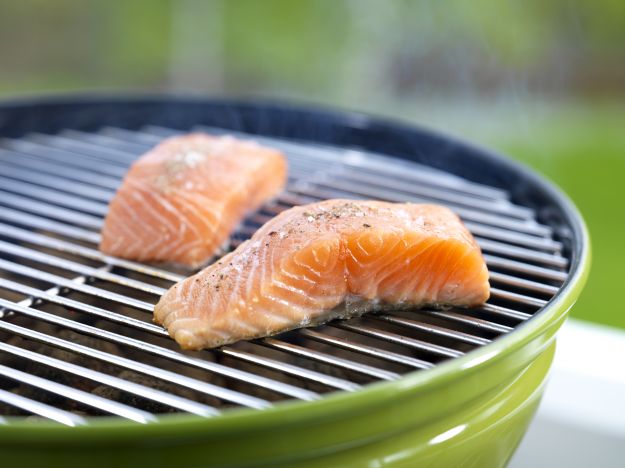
155 200 490 350
100 133 287 267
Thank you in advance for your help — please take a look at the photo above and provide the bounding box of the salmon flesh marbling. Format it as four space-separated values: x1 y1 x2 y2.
154 199 490 350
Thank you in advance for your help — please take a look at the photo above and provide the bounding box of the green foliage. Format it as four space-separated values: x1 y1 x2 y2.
221 0 350 91
0 0 623 96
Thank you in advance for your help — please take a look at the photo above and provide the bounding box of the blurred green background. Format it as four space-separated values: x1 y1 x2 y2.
0 0 623 328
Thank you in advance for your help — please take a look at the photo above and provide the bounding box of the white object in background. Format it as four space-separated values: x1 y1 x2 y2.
510 319 625 468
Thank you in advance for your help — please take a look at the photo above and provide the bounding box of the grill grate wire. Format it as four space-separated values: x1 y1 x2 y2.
0 125 568 425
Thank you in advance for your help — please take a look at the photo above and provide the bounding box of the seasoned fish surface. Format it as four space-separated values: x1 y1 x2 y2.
155 200 490 350
100 133 287 267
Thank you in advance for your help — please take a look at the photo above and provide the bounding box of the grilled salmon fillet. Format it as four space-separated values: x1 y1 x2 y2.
100 133 287 267
155 200 490 350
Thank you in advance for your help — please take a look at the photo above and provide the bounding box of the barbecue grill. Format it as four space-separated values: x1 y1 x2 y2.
0 96 589 467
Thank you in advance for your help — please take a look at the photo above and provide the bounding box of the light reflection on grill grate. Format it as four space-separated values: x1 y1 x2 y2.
0 125 568 425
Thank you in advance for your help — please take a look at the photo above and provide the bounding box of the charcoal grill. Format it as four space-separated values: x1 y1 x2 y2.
0 96 588 467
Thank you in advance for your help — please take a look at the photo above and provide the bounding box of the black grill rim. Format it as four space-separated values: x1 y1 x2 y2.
0 93 586 278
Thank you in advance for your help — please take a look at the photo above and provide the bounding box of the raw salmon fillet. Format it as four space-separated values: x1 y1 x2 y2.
100 133 287 267
155 200 490 350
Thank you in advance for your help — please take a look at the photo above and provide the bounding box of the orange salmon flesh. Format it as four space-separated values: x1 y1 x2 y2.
154 200 490 350
100 133 287 267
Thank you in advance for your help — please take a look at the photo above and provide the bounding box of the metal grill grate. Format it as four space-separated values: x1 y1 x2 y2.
0 124 568 425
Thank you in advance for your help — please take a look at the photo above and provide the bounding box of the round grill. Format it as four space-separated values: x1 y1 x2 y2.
0 97 585 428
